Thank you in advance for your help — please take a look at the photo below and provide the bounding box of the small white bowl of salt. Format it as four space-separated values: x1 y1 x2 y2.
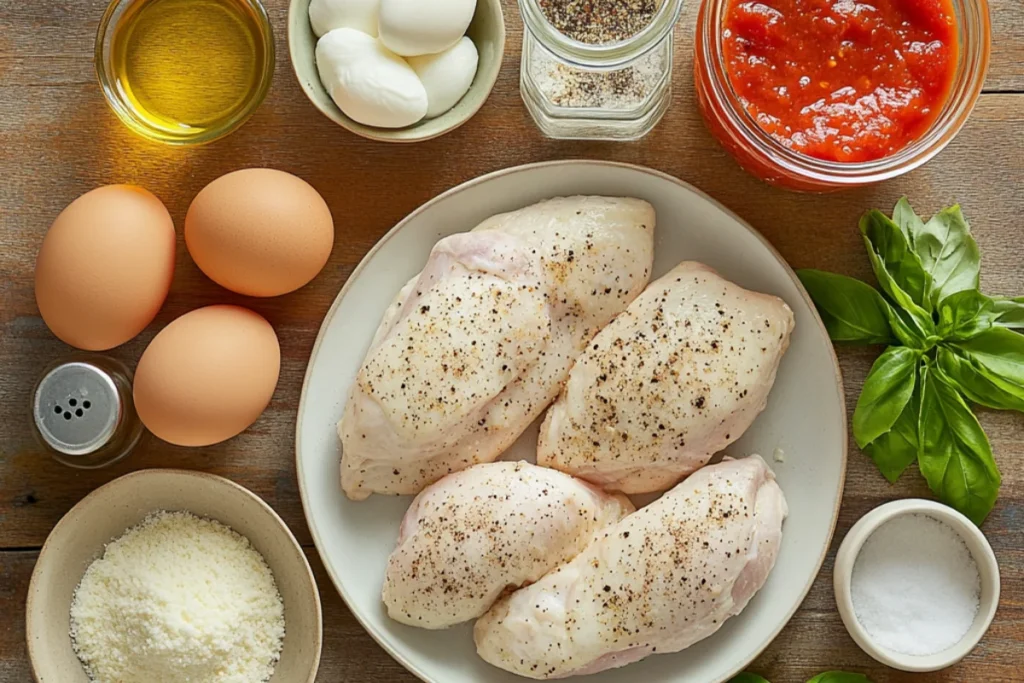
834 499 999 672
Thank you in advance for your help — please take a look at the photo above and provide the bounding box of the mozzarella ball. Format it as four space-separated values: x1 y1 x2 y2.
308 0 380 37
378 0 476 57
316 28 428 128
408 36 478 118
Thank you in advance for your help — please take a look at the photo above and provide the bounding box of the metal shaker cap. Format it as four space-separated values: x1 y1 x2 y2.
33 362 121 456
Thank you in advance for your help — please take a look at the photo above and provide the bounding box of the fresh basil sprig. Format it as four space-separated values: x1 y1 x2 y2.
805 674 872 683
729 672 871 683
728 675 771 683
798 199 1022 525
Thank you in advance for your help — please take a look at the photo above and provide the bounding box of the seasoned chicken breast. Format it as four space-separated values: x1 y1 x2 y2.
538 262 794 493
382 461 633 629
474 455 787 679
340 197 655 500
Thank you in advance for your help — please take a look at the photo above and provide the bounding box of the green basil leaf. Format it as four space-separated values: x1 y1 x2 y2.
860 209 933 313
806 673 872 683
936 290 994 341
797 270 895 344
936 347 1024 412
991 296 1024 329
892 196 924 243
728 674 771 683
884 306 931 350
864 367 921 482
954 327 1024 391
918 362 1001 525
911 205 981 308
853 346 921 448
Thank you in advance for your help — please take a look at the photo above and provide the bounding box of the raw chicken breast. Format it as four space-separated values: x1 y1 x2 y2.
538 261 794 493
340 197 655 500
474 455 787 679
382 461 633 629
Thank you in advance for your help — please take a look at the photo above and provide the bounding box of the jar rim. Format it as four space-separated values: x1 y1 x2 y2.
697 0 992 186
94 0 276 146
519 0 684 68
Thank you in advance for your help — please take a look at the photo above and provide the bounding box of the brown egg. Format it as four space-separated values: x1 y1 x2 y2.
34 185 176 350
133 305 280 447
185 168 334 297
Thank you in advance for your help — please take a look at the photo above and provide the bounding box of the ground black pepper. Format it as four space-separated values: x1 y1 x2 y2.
539 0 660 45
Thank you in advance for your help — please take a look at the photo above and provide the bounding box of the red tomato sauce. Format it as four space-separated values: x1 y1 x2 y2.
722 0 958 162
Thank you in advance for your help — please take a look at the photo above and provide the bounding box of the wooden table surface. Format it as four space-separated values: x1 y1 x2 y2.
1 0 1022 681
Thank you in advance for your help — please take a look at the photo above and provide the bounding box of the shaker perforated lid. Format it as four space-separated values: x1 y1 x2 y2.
33 361 121 456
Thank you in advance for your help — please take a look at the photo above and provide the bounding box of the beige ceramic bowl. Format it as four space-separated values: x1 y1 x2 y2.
288 0 505 142
834 498 1000 672
26 469 322 683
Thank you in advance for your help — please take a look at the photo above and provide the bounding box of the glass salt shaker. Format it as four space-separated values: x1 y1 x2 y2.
31 355 143 469
519 0 684 140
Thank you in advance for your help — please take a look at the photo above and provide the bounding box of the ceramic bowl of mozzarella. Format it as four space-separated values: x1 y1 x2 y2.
26 469 322 683
288 0 505 142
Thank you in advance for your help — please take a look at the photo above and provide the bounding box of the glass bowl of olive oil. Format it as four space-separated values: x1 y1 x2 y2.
96 0 275 145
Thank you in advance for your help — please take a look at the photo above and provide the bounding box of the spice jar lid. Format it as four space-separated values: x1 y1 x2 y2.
33 362 121 456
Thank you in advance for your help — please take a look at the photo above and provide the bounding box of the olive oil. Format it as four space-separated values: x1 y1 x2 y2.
103 0 273 143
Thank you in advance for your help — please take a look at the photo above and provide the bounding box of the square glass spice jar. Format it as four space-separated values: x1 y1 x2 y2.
519 0 684 140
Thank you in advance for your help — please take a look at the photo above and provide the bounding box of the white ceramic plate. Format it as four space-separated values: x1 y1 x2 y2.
297 161 847 683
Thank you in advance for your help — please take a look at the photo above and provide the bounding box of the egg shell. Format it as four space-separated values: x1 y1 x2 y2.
315 28 428 128
309 0 380 37
185 168 335 297
34 185 175 351
408 36 479 118
378 0 475 56
133 305 281 447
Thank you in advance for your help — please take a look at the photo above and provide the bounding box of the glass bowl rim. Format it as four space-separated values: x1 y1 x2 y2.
696 0 992 186
94 0 276 146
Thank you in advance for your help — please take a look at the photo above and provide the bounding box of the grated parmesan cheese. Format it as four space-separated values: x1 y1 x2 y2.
70 510 286 683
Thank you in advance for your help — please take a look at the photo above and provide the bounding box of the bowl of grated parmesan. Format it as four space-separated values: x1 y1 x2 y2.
26 469 322 683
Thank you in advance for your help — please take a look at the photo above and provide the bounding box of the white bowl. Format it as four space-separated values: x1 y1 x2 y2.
27 469 323 683
833 498 1000 672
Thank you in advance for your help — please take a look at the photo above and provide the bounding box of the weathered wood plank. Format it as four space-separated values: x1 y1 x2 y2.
1 0 1022 680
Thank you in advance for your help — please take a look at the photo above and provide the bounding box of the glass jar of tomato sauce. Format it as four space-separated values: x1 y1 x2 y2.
694 0 991 191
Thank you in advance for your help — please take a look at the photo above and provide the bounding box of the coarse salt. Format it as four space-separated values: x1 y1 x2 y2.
529 48 667 111
850 513 980 656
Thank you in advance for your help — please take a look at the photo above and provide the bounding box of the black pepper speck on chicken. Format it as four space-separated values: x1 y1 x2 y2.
474 455 788 678
538 262 794 494
340 197 655 500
